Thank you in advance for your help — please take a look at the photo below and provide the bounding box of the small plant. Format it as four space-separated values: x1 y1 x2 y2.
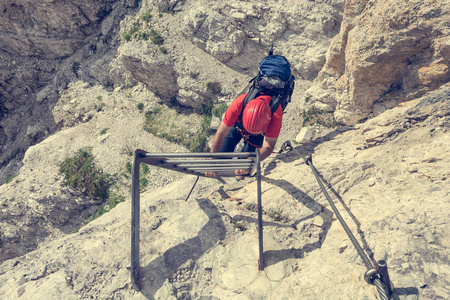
5 173 18 184
141 164 150 175
125 161 132 174
300 107 344 128
108 192 125 209
65 277 73 288
141 9 152 22
234 221 246 231
100 128 109 135
268 209 284 222
77 190 126 229
137 102 144 111
149 29 164 45
124 161 150 191
321 72 333 80
159 46 167 54
190 114 211 152
96 95 103 101
244 203 258 213
206 81 222 95
122 146 134 157
189 71 199 79
212 103 228 119
123 27 140 41
139 177 149 191
59 147 112 200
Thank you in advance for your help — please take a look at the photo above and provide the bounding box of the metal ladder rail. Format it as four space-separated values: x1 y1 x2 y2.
131 149 262 291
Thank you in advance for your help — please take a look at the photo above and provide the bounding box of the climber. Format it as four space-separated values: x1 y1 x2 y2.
205 53 295 178
205 93 283 178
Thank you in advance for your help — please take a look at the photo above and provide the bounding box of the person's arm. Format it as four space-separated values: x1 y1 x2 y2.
259 136 278 161
235 136 278 176
210 121 232 153
205 122 232 177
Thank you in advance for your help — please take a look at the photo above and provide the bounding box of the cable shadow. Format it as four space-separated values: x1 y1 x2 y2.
391 287 419 299
233 177 333 268
313 167 375 260
139 197 226 299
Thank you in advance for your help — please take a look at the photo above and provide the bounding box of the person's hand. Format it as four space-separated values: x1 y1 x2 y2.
234 156 254 179
205 171 218 178
235 169 250 176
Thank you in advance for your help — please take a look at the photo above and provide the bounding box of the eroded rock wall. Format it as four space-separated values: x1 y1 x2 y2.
308 0 449 124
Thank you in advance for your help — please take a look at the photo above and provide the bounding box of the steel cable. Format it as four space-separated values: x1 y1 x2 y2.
305 157 389 300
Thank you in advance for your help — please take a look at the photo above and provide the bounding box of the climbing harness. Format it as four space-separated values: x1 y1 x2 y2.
237 127 263 149
281 140 393 300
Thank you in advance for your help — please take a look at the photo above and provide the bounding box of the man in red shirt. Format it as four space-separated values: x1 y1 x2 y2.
206 92 283 177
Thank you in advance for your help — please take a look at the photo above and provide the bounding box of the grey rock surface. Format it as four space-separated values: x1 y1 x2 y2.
0 0 449 299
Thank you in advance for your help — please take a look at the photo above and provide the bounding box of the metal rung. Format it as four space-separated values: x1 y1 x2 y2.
163 159 254 164
185 166 252 171
177 163 252 168
143 152 255 158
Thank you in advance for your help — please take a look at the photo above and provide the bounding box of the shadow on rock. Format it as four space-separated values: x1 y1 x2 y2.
262 177 334 267
139 197 226 299
233 177 333 268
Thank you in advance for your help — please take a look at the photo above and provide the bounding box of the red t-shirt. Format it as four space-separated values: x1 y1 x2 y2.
222 93 283 138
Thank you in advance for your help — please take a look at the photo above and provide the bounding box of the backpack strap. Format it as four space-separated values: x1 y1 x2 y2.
269 94 281 115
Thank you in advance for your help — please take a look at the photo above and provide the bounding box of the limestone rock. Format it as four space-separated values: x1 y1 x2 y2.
121 55 178 101
313 0 450 124
0 84 448 299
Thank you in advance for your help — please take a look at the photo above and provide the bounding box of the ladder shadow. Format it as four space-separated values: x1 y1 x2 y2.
139 197 226 299
233 177 334 268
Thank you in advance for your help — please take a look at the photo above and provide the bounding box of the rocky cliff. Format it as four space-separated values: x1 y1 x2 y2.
0 0 449 299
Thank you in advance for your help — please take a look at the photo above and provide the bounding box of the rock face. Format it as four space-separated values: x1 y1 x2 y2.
309 0 450 124
0 0 449 299
0 0 125 183
0 83 448 299
0 0 116 58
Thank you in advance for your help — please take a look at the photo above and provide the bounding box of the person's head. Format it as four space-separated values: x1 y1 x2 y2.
242 98 271 135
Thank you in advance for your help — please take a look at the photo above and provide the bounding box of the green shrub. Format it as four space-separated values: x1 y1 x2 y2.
137 102 144 111
159 46 167 54
123 27 139 42
143 104 212 153
100 128 109 135
125 161 132 174
123 33 132 41
189 114 211 152
149 29 164 45
59 147 112 200
141 9 152 22
5 173 18 184
268 209 284 221
244 203 258 212
301 107 344 128
212 103 228 119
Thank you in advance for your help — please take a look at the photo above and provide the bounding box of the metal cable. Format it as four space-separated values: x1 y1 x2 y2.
305 157 389 300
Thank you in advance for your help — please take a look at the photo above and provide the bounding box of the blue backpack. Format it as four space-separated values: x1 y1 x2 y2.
242 52 295 114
